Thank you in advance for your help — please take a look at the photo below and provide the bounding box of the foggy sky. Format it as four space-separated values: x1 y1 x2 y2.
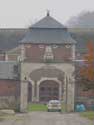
0 0 94 28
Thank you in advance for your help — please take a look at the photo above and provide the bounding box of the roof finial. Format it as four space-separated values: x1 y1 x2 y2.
47 10 50 16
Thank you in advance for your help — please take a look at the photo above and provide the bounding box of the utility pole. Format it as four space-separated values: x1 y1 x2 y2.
65 76 68 112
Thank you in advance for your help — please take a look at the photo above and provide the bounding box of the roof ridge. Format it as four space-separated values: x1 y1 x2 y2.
31 15 66 29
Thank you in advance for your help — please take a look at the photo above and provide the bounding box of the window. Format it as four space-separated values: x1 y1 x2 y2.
65 45 71 48
26 44 31 48
13 65 18 73
39 45 44 49
52 45 58 49
44 46 54 60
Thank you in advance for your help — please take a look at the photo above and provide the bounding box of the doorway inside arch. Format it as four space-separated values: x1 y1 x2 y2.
39 80 59 102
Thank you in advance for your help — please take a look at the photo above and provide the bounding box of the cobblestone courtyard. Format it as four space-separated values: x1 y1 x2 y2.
0 112 92 125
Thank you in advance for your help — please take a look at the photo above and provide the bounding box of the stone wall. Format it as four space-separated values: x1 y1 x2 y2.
0 96 17 109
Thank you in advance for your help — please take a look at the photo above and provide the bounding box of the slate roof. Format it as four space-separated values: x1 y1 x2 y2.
0 29 26 51
0 61 20 80
20 14 76 44
31 14 66 29
20 28 76 44
0 28 94 53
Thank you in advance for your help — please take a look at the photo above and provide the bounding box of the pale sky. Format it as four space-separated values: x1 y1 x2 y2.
0 0 94 28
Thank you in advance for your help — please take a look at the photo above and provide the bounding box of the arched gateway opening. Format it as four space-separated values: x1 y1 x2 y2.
39 80 59 102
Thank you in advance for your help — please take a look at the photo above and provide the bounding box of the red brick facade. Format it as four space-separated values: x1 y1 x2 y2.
80 90 94 97
0 79 20 97
25 44 72 62
7 55 18 61
25 44 45 62
0 54 5 61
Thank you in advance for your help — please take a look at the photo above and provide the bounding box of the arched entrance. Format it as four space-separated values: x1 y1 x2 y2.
39 80 59 102
20 64 75 112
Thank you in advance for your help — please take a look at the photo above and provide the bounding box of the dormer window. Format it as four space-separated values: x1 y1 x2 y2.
52 45 58 49
44 46 54 60
26 44 31 48
65 45 71 48
39 45 44 49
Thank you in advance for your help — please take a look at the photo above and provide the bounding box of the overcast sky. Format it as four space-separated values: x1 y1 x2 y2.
0 0 94 28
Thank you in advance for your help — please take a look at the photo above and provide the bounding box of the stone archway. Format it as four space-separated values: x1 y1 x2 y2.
20 63 75 112
39 80 59 102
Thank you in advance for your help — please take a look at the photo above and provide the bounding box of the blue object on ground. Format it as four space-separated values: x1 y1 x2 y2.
75 104 86 112
91 105 94 110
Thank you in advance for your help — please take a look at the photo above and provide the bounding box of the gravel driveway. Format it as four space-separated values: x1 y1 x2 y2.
0 112 92 125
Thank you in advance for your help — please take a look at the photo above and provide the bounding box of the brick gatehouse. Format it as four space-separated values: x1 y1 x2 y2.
0 12 93 112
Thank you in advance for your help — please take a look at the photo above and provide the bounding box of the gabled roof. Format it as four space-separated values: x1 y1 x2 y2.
31 13 66 29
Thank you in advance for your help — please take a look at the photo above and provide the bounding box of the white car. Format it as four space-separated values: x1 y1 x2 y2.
47 100 62 112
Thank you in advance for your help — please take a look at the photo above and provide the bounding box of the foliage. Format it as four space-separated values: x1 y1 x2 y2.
75 41 94 90
80 41 94 81
80 111 94 120
67 11 94 28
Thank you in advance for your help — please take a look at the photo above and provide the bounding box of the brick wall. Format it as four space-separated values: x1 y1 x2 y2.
0 44 72 62
0 79 20 96
7 55 18 61
75 83 94 109
0 79 20 109
25 44 72 62
25 44 45 62
80 90 94 97
0 54 5 61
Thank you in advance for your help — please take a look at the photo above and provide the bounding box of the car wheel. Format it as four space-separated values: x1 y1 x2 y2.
58 109 61 112
48 109 50 112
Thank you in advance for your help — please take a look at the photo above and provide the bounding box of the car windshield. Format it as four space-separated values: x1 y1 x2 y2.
49 100 60 104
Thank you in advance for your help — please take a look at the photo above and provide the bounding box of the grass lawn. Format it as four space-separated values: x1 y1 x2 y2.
27 104 47 111
80 111 94 120
27 103 66 112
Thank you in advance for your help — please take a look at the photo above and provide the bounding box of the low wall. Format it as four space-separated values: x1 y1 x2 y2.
0 96 20 110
